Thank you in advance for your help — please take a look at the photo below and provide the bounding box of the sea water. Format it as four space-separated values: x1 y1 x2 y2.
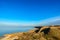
0 26 34 36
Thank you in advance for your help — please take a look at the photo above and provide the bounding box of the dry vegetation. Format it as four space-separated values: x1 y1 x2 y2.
0 25 60 40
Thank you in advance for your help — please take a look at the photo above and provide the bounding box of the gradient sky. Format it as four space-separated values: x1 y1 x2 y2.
0 0 60 22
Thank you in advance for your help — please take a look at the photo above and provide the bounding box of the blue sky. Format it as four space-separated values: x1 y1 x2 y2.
0 0 60 26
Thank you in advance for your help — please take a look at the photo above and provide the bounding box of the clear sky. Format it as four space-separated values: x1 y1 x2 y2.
0 0 60 22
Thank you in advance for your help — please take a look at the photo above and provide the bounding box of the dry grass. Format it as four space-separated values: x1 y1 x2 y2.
1 25 60 40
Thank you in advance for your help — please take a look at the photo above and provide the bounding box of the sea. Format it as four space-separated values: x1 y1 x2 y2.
0 26 34 36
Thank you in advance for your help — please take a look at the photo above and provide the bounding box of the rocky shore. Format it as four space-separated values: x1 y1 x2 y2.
0 25 60 40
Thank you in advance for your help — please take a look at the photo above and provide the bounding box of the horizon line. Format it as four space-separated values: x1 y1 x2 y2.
0 16 60 26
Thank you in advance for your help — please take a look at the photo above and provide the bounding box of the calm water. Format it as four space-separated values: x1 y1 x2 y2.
0 26 34 36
